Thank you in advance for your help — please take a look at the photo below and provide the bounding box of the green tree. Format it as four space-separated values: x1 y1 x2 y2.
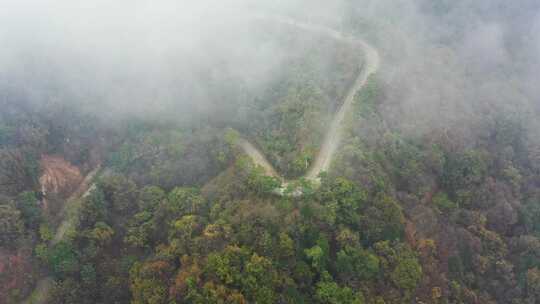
318 176 367 227
48 241 79 277
354 75 380 118
168 187 205 216
15 191 42 230
247 167 281 195
81 264 97 289
391 254 422 292
432 192 457 213
521 200 540 236
337 246 380 281
373 241 422 295
139 186 166 212
243 253 278 304
278 232 295 259
79 189 107 229
39 223 53 242
125 211 156 248
442 150 487 196
315 272 364 304
99 174 138 214
224 128 240 146
305 236 330 273
168 215 201 255
0 148 41 196
361 194 404 244
0 203 24 248
205 246 250 285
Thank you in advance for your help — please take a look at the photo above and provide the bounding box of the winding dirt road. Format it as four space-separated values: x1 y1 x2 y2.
240 16 380 190
24 15 380 303
24 167 100 304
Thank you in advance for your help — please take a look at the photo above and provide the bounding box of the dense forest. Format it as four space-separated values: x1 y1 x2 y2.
2 0 540 303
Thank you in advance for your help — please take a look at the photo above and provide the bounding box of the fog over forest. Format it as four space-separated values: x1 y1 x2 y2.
2 0 540 132
2 1 540 304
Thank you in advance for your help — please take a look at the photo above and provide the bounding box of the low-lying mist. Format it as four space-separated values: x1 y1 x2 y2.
3 2 540 303
1 0 539 141
347 0 540 143
0 1 268 122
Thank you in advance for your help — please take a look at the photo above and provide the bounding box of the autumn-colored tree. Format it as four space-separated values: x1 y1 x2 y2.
130 260 174 304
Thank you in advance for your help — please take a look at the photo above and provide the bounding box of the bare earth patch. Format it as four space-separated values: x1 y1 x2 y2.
39 155 83 203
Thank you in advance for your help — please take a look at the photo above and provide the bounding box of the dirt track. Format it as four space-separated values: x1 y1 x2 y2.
238 138 282 179
24 166 100 304
23 15 381 303
240 16 380 189
52 167 100 244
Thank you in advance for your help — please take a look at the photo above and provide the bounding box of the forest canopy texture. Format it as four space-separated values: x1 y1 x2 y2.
2 0 540 304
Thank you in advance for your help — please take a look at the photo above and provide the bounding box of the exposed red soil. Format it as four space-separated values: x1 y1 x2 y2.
39 155 83 199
